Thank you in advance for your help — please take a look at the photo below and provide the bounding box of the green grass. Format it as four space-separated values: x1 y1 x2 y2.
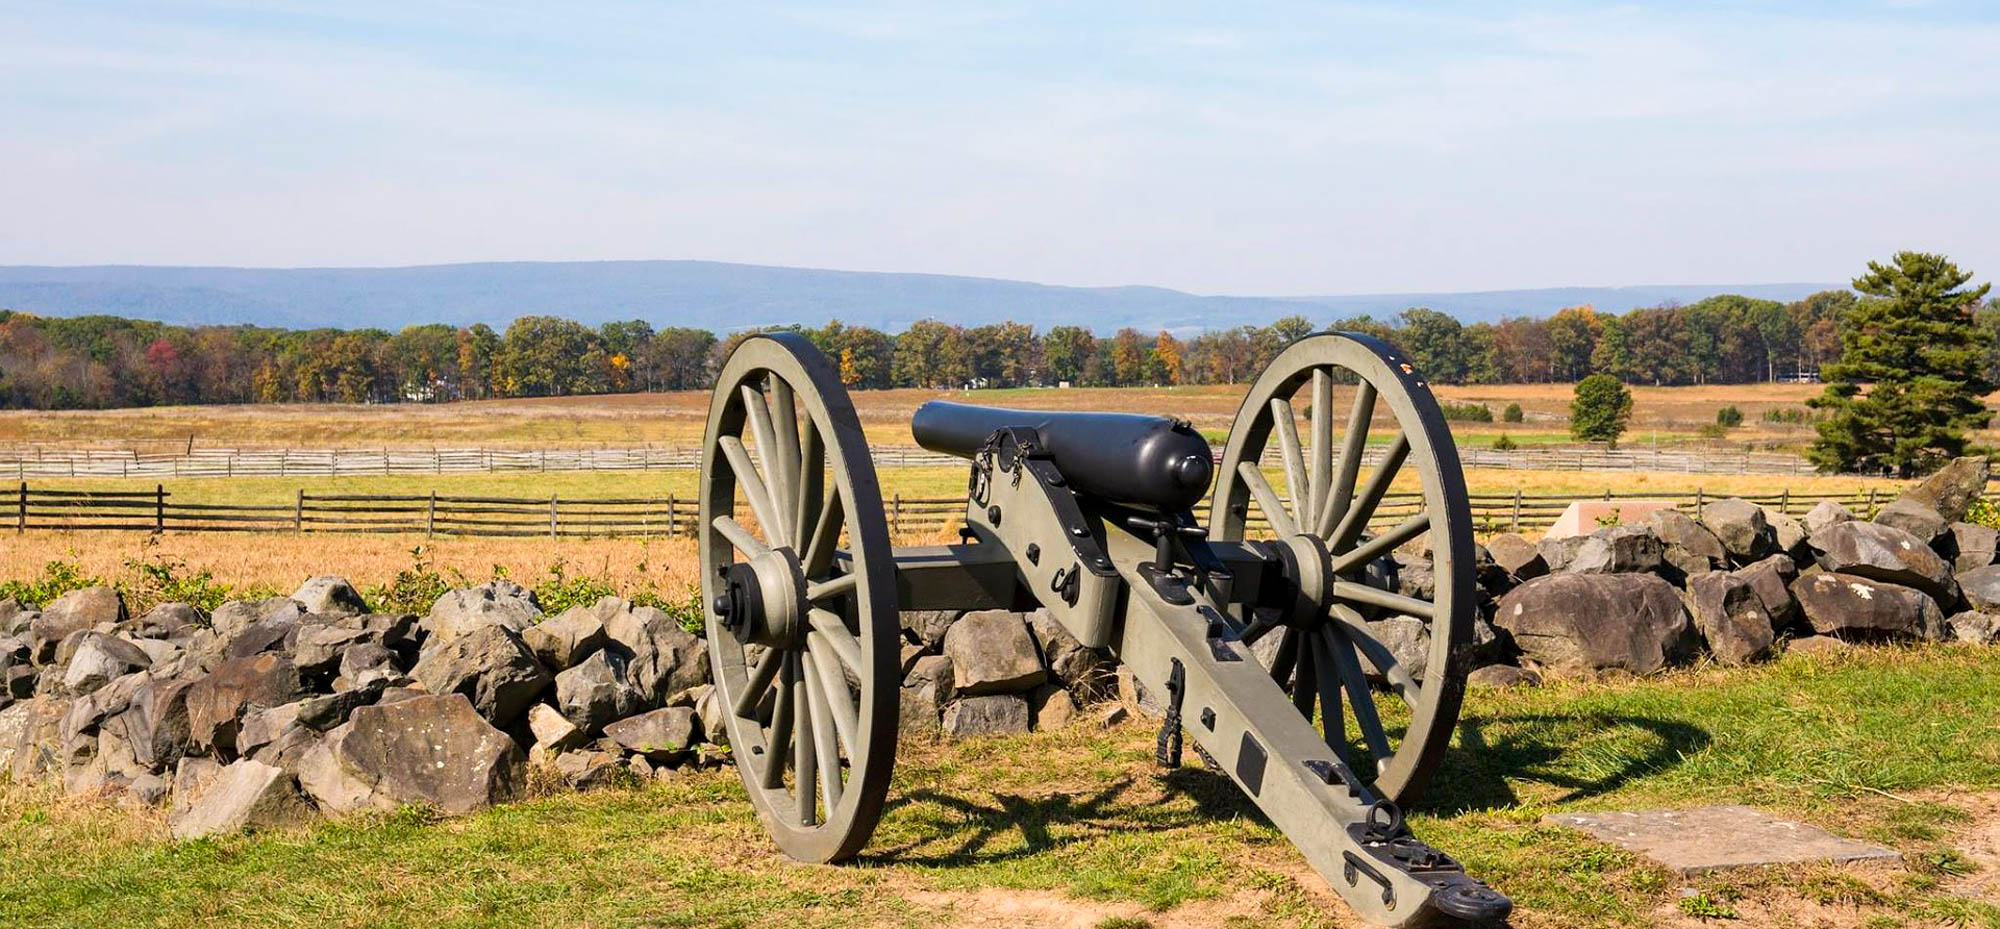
5 647 2000 928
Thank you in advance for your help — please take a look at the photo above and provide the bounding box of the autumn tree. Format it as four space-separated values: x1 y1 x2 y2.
1809 252 1993 476
1042 326 1095 386
1570 374 1633 447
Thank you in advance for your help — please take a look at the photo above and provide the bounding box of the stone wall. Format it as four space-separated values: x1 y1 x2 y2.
0 579 1104 840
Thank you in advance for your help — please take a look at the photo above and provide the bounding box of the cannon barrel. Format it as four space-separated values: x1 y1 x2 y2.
911 401 1214 511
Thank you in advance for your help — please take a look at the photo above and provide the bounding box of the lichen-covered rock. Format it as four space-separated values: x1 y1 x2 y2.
1947 610 2000 644
1956 564 2000 613
1025 609 1105 694
1802 500 1855 537
1874 497 1949 544
1361 615 1431 683
898 655 954 737
1791 572 1944 640
105 675 194 772
29 587 127 665
602 604 707 707
210 598 305 638
1700 498 1775 563
1732 554 1800 630
521 607 607 671
943 610 1047 696
900 610 959 650
553 648 641 732
298 693 523 815
1809 520 1958 605
1899 456 1989 523
1466 665 1541 689
291 576 367 617
1491 573 1697 676
1683 572 1775 664
422 583 540 642
410 625 550 727
185 654 304 756
1647 510 1728 572
168 758 310 839
1565 525 1665 575
1758 506 1811 558
125 602 201 640
602 706 700 765
62 633 152 695
942 694 1030 739
1485 533 1548 580
1535 535 1587 574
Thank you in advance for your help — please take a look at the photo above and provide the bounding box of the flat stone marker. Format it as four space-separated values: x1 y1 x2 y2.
1545 806 1900 874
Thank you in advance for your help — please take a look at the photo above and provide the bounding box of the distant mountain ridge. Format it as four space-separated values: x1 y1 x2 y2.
0 261 1838 333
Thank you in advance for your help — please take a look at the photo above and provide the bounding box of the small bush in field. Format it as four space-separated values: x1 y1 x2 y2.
1502 402 1523 423
1697 423 1729 439
124 538 231 616
1492 433 1518 451
1439 401 1493 422
0 559 102 607
633 584 707 635
365 546 460 615
1715 405 1744 428
534 559 619 615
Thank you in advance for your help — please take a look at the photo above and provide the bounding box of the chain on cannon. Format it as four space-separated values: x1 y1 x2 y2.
698 331 1512 926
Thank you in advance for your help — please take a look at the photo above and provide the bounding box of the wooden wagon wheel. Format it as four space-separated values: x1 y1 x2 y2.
700 332 900 863
1211 331 1474 807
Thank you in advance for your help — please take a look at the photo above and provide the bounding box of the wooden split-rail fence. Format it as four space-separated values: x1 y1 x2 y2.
6 483 1936 540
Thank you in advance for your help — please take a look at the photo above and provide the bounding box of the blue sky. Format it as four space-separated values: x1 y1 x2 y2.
1 1 1995 294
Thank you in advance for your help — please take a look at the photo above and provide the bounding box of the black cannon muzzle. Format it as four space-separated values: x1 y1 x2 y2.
911 401 1214 511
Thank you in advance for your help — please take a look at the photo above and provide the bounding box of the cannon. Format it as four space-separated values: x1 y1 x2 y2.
699 331 1510 925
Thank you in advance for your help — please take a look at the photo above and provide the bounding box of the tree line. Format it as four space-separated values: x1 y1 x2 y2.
4 286 1998 409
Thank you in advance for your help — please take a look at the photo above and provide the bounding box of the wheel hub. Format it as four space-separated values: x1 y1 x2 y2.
713 547 808 648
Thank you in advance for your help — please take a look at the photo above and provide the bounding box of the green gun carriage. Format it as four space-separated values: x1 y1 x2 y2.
699 330 1510 926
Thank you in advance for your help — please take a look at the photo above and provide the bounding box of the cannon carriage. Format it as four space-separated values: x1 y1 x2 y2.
699 331 1510 926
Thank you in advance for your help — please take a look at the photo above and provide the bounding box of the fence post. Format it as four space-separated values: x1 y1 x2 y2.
1780 488 1790 515
1695 486 1704 513
154 484 164 534
550 494 559 538
15 481 23 534
426 491 436 538
1511 489 1521 533
294 489 304 533
667 494 678 536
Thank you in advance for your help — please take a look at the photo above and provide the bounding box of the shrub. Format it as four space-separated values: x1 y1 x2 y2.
1569 374 1633 447
0 559 102 608
534 558 620 615
1439 401 1492 422
633 585 708 635
1502 402 1523 423
1697 423 1729 439
365 546 461 615
1492 433 1518 451
124 539 231 616
1715 405 1743 428
1763 407 1814 424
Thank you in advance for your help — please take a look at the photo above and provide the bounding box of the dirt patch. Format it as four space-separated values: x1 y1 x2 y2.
903 874 1362 929
1938 789 2000 902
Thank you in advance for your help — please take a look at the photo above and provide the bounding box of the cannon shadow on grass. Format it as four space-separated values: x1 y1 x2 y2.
1424 712 1712 814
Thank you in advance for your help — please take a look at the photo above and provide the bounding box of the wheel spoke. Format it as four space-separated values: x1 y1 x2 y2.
769 377 803 534
1309 368 1334 521
1316 626 1392 765
807 632 860 754
1237 462 1299 537
1311 382 1373 537
808 608 865 674
1309 628 1347 757
733 646 784 719
1330 605 1420 705
806 573 857 603
720 435 785 542
761 653 795 790
1291 629 1317 719
792 419 824 551
1268 626 1300 685
1270 398 1309 525
1329 579 1436 621
741 385 792 542
1328 513 1431 574
1328 432 1409 549
713 514 771 559
1238 612 1282 646
802 651 843 816
793 651 818 824
802 491 844 578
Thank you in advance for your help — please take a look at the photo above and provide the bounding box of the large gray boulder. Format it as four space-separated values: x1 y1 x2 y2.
1947 611 2000 645
526 703 586 754
1360 616 1431 684
3 696 69 783
210 598 305 638
298 693 524 816
422 582 540 642
602 706 700 765
602 604 707 707
1758 506 1811 559
1732 554 1799 630
1808 520 1958 604
1956 564 2000 612
1535 535 1588 574
1792 572 1944 640
552 648 641 732
898 655 954 737
1683 572 1775 664
1565 525 1665 575
1900 456 1990 523
1874 497 1949 544
943 694 1031 739
291 576 367 617
168 758 311 839
1485 533 1548 580
104 675 194 772
1699 498 1775 563
125 602 202 640
185 654 304 756
1951 522 2000 574
1491 573 1697 676
1647 510 1728 572
410 625 550 727
521 607 607 671
900 610 959 651
291 614 415 679
1025 609 1105 694
28 587 126 665
942 610 1047 696
1801 500 1855 537
62 633 152 695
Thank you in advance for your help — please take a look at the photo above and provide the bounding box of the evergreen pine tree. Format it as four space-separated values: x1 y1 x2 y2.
1808 251 1993 476
1570 374 1633 447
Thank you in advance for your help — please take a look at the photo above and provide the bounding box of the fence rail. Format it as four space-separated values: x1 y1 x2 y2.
0 442 1817 478
5 482 1935 539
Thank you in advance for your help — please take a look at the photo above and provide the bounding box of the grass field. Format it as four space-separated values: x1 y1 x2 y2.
0 382 1862 454
5 645 1998 929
